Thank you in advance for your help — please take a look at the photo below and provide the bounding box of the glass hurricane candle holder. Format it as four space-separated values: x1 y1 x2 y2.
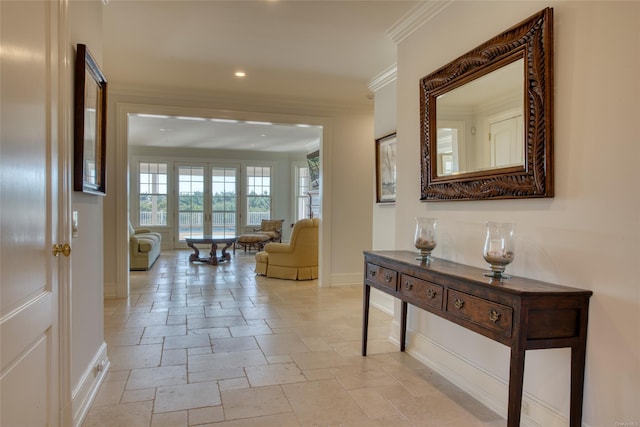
414 217 437 262
483 222 515 278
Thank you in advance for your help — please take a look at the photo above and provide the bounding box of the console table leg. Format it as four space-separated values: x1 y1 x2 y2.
362 284 371 356
570 344 587 427
507 345 526 427
400 301 408 352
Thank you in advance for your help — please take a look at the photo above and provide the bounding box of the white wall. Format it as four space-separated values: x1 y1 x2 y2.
372 80 397 251
371 79 398 314
328 112 375 278
68 1 108 424
373 2 639 426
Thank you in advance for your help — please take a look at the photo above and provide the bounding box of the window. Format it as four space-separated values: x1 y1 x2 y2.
139 162 167 226
436 121 465 176
295 164 310 221
246 166 271 225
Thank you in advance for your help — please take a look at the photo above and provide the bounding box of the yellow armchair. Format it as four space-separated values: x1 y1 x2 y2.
255 218 319 280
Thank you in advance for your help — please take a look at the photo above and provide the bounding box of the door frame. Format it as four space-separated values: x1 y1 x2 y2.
114 103 331 298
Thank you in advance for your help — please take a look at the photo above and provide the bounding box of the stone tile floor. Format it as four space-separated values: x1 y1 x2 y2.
83 250 504 426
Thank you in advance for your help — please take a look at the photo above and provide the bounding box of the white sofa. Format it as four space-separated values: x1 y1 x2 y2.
129 224 161 271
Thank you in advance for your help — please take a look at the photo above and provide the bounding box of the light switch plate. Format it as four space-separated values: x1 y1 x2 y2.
72 211 79 238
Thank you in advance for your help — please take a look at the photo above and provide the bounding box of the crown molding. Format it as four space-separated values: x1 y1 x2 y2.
387 0 454 45
368 64 398 92
305 139 320 153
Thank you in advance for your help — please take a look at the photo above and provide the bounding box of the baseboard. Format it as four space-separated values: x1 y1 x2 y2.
72 342 110 427
329 272 361 286
103 280 117 299
389 323 570 427
370 289 394 316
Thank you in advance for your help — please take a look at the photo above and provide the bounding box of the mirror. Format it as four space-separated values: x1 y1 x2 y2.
436 59 524 176
420 8 553 201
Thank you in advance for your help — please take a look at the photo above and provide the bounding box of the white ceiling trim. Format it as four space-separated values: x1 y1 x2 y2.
368 64 398 93
386 0 454 45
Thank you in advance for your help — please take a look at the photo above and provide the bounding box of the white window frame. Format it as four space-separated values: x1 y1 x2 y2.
138 161 169 226
293 161 310 222
245 165 272 227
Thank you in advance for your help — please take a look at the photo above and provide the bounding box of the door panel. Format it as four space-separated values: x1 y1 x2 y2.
490 115 523 168
0 1 59 426
211 166 238 238
177 165 206 242
175 164 238 247
1 333 50 426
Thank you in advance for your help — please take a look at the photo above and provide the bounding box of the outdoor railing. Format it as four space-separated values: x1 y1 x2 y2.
139 211 270 227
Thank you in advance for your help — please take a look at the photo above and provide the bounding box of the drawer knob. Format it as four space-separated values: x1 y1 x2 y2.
405 281 413 290
385 273 393 283
488 310 501 323
426 289 436 299
369 270 377 277
454 298 464 309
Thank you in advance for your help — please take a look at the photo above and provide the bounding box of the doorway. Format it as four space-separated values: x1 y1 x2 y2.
113 105 329 299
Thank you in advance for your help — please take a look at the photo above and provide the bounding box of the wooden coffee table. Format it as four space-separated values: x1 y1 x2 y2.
185 236 236 265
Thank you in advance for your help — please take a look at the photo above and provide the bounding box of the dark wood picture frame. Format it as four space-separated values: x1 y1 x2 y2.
419 8 553 201
375 132 397 203
74 43 107 195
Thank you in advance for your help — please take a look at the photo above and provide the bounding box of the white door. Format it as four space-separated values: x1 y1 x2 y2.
490 115 524 168
1 1 62 425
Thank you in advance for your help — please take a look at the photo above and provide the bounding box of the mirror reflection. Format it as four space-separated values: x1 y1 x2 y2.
436 59 524 176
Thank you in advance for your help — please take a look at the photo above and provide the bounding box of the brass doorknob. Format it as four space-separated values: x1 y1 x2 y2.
52 243 71 257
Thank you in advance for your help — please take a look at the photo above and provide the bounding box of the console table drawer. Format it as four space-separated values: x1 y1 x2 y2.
446 289 513 337
400 274 443 310
366 263 398 291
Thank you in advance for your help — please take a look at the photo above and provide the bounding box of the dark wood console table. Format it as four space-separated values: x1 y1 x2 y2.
362 250 592 427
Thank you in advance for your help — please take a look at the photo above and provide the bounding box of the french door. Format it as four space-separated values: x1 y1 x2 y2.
176 163 238 246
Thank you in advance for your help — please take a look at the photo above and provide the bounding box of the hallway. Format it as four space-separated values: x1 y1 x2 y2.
83 250 504 426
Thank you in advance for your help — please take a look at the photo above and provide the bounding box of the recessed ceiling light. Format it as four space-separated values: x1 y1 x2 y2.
134 113 170 119
211 118 239 124
235 71 246 77
176 116 206 121
246 121 272 126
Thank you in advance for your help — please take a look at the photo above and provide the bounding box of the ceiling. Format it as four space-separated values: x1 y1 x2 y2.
102 0 421 152
127 113 323 153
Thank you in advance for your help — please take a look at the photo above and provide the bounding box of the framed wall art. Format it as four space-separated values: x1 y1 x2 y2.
306 150 320 190
74 43 108 195
375 132 397 203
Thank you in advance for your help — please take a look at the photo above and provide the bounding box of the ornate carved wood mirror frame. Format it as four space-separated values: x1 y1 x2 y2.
420 8 553 201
